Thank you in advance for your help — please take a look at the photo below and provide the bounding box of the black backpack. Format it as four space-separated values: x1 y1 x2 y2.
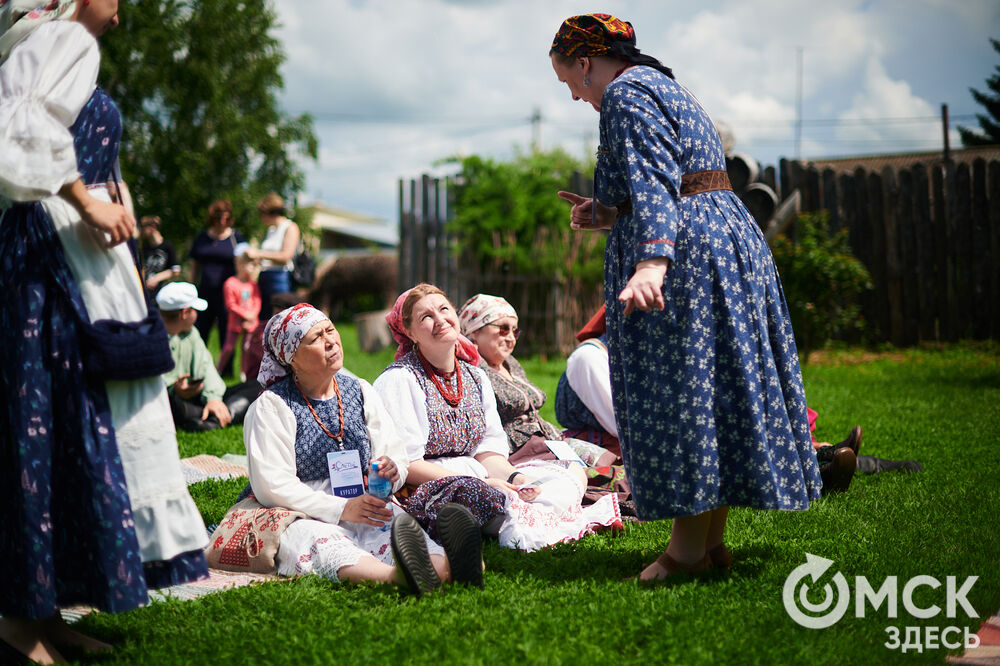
291 241 316 289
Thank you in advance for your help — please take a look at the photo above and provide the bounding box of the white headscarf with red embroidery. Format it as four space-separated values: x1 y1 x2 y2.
458 293 518 336
0 0 77 63
258 303 330 388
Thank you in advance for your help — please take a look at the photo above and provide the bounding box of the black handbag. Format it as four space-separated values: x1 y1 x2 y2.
291 240 316 289
78 298 175 381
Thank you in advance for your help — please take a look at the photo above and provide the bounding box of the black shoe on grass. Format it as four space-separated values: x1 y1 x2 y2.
390 513 441 596
437 503 484 589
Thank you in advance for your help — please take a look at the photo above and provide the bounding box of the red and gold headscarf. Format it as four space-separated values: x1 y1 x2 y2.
550 13 635 57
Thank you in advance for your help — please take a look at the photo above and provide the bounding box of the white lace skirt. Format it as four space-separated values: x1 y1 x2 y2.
277 503 444 581
431 457 622 552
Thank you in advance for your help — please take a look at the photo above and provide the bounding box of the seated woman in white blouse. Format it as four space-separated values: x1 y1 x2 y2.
238 303 480 594
374 284 621 553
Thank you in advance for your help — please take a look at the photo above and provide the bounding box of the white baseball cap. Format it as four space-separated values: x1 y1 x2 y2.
156 282 208 312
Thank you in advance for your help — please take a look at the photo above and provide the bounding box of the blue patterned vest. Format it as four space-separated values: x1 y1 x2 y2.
239 372 371 501
384 351 486 459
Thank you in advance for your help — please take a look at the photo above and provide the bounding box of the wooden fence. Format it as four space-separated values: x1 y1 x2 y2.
779 158 1000 345
400 158 999 354
398 172 601 357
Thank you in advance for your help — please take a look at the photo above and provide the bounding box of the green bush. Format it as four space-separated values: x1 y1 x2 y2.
445 149 603 288
771 212 873 362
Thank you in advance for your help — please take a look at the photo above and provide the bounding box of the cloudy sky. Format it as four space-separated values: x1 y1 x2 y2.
273 0 998 222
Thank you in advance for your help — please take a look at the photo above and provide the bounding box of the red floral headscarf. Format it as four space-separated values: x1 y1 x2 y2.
550 13 635 57
385 288 480 365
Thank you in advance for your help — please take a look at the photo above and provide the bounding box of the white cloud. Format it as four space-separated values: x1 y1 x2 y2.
271 0 997 219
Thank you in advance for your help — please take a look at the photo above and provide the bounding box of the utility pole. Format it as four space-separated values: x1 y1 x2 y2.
531 107 542 152
941 103 951 162
794 46 803 160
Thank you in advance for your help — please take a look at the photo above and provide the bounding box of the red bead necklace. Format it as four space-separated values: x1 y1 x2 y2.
296 376 344 442
417 350 463 407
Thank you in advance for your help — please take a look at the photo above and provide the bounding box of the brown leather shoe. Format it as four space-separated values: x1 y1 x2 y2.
820 447 857 494
708 543 732 570
636 551 711 586
834 426 862 456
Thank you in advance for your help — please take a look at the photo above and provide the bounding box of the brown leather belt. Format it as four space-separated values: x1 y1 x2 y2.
680 170 732 196
614 169 733 217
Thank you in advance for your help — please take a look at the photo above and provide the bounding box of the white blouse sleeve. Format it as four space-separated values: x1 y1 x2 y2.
0 21 99 201
566 341 619 437
372 367 431 463
359 378 410 492
243 391 348 524
472 367 512 457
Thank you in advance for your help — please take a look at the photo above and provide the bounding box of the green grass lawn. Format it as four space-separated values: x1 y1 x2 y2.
77 330 1000 665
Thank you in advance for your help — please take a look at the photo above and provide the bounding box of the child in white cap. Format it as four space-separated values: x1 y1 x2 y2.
156 282 259 431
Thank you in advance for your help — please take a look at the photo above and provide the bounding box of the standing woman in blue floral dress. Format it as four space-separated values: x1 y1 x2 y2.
550 14 822 582
0 1 207 661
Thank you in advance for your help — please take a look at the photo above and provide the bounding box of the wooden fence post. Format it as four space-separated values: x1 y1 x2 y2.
398 178 412 294
822 168 839 233
911 164 937 342
971 159 990 339
868 171 889 339
990 161 1000 340
852 168 875 335
897 167 919 345
955 163 973 339
881 167 905 345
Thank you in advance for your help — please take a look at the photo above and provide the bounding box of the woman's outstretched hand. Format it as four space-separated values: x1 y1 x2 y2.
557 191 615 230
618 258 670 315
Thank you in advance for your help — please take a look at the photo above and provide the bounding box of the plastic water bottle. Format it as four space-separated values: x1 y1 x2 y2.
368 461 392 531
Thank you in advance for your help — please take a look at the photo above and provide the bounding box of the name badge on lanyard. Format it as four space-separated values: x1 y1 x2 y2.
327 450 364 498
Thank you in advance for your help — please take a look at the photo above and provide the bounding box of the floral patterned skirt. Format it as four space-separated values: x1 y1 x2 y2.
0 202 148 618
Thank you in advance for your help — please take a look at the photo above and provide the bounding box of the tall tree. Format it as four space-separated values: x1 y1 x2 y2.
99 0 318 245
959 38 1000 146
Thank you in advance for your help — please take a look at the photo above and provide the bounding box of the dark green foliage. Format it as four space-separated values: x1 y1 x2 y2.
959 37 1000 146
771 212 873 362
446 149 603 288
99 0 318 247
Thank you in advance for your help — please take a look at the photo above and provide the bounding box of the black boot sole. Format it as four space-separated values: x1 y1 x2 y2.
390 513 441 596
437 503 484 589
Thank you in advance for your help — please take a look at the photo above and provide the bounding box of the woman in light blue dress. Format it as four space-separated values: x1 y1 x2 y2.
551 13 822 582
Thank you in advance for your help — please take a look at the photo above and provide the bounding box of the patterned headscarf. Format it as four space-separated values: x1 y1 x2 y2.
458 294 518 336
385 288 480 365
258 303 331 388
550 13 635 57
550 12 674 80
0 0 77 63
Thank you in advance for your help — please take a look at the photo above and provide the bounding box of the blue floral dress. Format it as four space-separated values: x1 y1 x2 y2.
1 55 207 615
0 86 157 618
595 66 822 519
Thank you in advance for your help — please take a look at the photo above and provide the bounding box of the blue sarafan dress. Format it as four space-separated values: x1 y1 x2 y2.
595 65 822 519
0 21 207 618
